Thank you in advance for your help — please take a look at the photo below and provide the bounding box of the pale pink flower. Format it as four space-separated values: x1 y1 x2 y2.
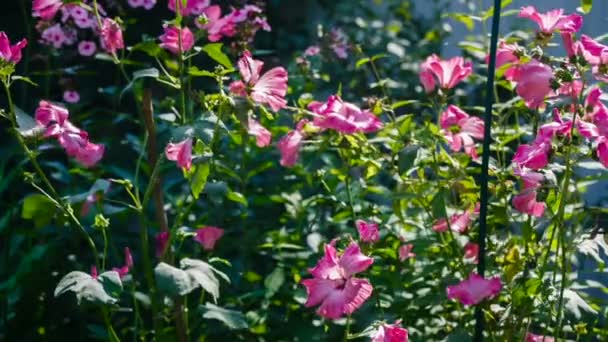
302 242 373 319
398 244 415 262
168 0 210 16
304 45 320 57
463 242 479 264
433 208 474 234
35 100 70 138
78 40 97 56
197 6 237 42
557 80 582 99
193 226 224 251
356 220 379 243
230 50 288 112
597 137 608 168
511 60 554 109
537 109 572 140
100 18 124 54
419 54 472 93
308 95 383 134
447 273 502 306
519 6 583 34
439 105 484 158
278 120 308 167
63 90 80 104
57 124 105 167
129 0 156 10
72 140 105 168
513 189 546 217
490 40 519 80
90 265 98 279
159 25 195 55
165 138 193 170
0 32 27 64
155 231 170 258
32 0 63 20
112 247 134 279
512 139 551 170
526 333 555 342
580 35 608 66
561 32 582 59
247 118 271 147
41 24 68 49
371 321 409 342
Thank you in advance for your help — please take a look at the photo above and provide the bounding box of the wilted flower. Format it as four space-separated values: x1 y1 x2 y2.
165 138 193 170
193 226 224 251
301 241 373 319
447 273 502 306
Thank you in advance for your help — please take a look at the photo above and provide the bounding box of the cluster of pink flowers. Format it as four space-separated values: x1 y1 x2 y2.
301 241 373 319
35 100 104 167
432 204 480 264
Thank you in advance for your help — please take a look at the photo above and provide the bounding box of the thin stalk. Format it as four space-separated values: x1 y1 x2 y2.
102 228 109 270
344 314 351 341
102 307 121 342
475 0 501 340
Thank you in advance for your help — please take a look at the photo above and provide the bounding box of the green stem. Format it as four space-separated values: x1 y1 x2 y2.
102 307 121 342
344 314 351 341
102 228 109 270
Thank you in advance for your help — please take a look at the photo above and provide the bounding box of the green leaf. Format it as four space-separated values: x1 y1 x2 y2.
98 271 123 298
202 43 233 69
187 163 210 199
188 66 216 78
22 194 57 228
264 267 285 298
121 68 160 98
130 41 162 57
227 191 248 206
581 0 592 14
11 76 38 87
54 271 117 305
449 13 475 31
180 258 220 302
154 262 197 297
200 303 248 330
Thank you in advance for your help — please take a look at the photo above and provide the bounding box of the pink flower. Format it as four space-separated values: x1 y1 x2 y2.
356 220 379 243
519 6 583 34
197 6 237 42
78 41 97 56
159 25 195 55
73 141 105 167
561 33 580 58
247 118 271 147
155 231 170 258
32 0 63 20
308 95 383 134
433 208 473 234
165 138 193 170
230 50 288 112
447 273 502 306
129 0 156 10
580 35 608 66
419 54 472 93
525 333 555 342
41 24 68 49
513 189 546 217
439 105 484 158
90 265 98 279
168 0 210 16
100 18 124 54
63 90 80 104
278 120 307 167
112 247 134 279
58 126 104 167
0 32 27 64
302 242 373 319
304 45 320 57
512 140 551 170
193 226 224 251
511 60 554 109
492 40 519 80
371 321 409 342
398 244 415 262
463 242 479 264
597 137 608 168
35 100 69 138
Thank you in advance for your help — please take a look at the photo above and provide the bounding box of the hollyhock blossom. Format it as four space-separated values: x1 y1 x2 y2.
419 54 472 93
513 189 546 217
308 95 383 134
491 40 519 80
511 60 554 109
100 18 124 54
597 136 608 168
230 51 288 112
35 100 70 138
518 6 583 34
56 124 104 167
165 138 193 170
433 208 474 234
112 247 134 279
301 242 373 319
356 220 379 243
193 226 224 251
78 41 97 56
526 333 555 342
197 6 237 42
0 32 27 64
439 105 484 158
63 90 80 104
398 244 415 262
278 120 308 167
371 321 409 342
580 34 608 76
463 242 479 264
32 0 63 20
247 118 271 147
512 139 551 170
447 273 502 306
155 231 170 258
72 141 105 167
159 25 195 55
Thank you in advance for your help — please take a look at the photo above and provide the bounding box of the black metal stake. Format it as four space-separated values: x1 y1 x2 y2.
475 0 502 341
